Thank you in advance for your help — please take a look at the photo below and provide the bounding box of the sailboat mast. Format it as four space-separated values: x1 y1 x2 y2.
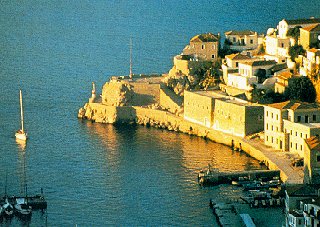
129 38 133 79
19 90 24 132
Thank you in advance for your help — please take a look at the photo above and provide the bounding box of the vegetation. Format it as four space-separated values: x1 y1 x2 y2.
284 76 316 103
310 41 320 49
288 44 305 61
254 69 267 83
257 44 265 55
218 39 240 58
251 85 286 104
287 26 301 43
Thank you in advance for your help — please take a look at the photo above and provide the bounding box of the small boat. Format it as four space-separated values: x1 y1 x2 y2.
15 90 27 141
14 198 32 216
2 198 14 217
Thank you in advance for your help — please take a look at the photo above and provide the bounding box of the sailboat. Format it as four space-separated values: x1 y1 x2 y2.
15 90 27 141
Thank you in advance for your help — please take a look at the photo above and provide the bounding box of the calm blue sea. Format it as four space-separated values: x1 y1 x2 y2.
0 1 319 226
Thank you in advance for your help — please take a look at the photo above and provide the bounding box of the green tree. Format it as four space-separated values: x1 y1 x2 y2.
289 44 305 61
284 76 316 103
254 69 267 83
287 26 302 43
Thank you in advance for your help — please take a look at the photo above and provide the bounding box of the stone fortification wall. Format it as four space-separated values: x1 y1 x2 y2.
159 86 183 114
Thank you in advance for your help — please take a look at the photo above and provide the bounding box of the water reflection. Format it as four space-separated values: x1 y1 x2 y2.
17 149 27 195
16 139 27 152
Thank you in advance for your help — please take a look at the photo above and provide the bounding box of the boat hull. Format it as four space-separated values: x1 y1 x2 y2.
15 132 27 141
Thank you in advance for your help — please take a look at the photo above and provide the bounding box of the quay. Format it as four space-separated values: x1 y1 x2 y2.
198 169 280 186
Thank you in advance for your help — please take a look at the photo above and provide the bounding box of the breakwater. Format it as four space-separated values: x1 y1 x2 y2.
78 102 303 184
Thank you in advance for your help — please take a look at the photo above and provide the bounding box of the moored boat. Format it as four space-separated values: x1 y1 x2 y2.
2 198 14 217
14 198 32 217
15 90 27 141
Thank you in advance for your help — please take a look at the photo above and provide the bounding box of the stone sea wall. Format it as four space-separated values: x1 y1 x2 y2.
78 103 289 182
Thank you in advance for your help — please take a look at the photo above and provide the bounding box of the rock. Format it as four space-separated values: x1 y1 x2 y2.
101 81 134 106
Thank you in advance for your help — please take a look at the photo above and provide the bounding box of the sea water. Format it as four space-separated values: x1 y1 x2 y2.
0 1 319 225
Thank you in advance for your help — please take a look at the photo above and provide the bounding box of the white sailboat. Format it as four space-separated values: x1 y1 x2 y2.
15 90 27 141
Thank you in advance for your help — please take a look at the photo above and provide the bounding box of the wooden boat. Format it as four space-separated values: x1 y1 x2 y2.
15 90 27 141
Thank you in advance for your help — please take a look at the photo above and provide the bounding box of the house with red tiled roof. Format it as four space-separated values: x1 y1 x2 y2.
221 53 259 84
264 100 320 156
300 24 320 49
224 30 262 51
304 136 320 184
182 33 220 61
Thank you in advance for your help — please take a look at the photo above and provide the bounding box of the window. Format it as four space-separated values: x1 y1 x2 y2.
233 37 236 42
211 54 215 59
266 111 268 117
250 39 253 44
276 114 278 120
290 142 292 148
305 115 309 123
296 143 297 149
281 43 284 48
272 125 274 130
300 145 302 150
271 137 273 143
236 62 239 67
272 113 274 118
297 116 301 122
266 124 268 130
301 133 303 138
202 44 205 50
266 136 268 141
296 132 297 136
313 115 317 121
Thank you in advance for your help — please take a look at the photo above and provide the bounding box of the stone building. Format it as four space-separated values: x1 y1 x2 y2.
224 30 260 51
277 18 320 39
264 101 320 156
221 53 256 84
183 90 221 127
182 33 220 62
304 136 320 184
300 24 320 50
274 71 293 94
227 60 276 91
265 34 290 62
213 97 264 137
300 48 320 76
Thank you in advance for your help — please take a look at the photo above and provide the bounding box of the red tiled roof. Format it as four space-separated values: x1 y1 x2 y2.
306 136 320 151
226 53 251 60
225 30 256 36
268 100 320 110
242 60 276 66
285 18 320 25
301 23 320 32
277 71 292 80
190 33 219 42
